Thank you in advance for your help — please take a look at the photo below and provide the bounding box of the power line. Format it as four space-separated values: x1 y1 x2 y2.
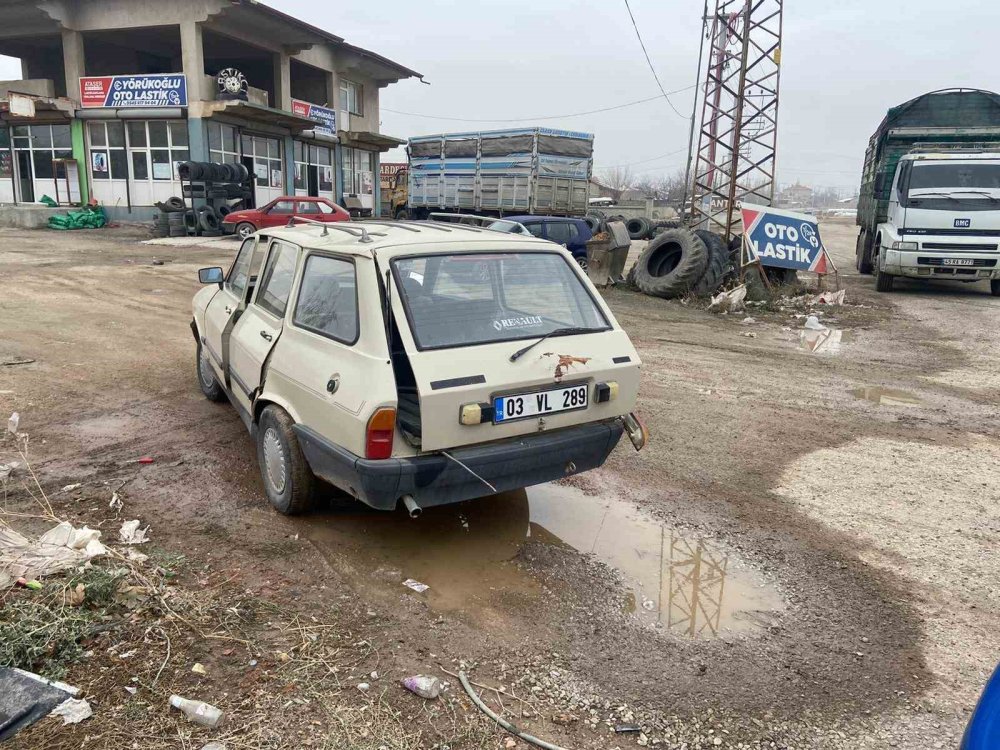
382 87 695 124
622 0 687 119
597 146 690 170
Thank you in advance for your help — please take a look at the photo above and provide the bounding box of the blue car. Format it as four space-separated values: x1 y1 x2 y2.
497 215 594 268
963 665 1000 749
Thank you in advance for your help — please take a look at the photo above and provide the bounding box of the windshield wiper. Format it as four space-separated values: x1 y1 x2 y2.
909 191 957 201
509 327 604 362
949 190 1000 202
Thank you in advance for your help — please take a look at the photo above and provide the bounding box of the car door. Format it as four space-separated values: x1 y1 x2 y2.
522 221 544 239
259 199 297 229
203 237 256 383
543 220 572 248
228 239 299 412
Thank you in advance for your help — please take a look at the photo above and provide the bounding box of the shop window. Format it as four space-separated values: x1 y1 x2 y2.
208 123 240 165
341 147 374 196
87 122 127 180
32 151 53 179
340 80 363 116
127 122 147 148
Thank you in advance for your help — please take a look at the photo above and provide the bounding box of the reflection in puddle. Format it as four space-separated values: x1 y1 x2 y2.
852 386 921 407
304 484 783 638
799 327 843 355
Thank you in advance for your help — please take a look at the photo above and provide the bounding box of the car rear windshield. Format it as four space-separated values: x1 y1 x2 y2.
392 252 611 350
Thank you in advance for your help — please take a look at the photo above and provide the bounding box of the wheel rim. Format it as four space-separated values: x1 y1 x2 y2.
576 257 588 270
198 348 215 388
238 224 253 239
262 427 287 495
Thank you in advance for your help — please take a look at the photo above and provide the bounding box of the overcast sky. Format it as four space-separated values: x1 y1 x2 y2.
2 0 993 195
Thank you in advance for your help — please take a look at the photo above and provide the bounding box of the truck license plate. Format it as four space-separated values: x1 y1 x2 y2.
494 384 588 423
942 258 975 266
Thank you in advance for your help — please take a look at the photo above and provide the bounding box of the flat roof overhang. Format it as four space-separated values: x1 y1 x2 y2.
199 99 318 132
0 95 75 124
339 130 406 152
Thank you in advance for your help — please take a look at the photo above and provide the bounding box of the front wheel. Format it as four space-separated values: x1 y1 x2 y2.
990 280 1000 297
575 255 589 271
256 405 316 515
395 208 410 220
235 222 256 240
874 256 894 292
196 342 226 402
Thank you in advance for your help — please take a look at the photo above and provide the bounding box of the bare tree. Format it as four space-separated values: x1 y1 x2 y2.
633 169 689 206
599 165 635 201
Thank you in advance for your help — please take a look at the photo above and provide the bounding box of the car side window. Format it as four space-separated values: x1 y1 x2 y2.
297 201 321 214
546 221 573 245
523 222 543 238
316 202 334 215
255 241 298 319
293 255 359 344
226 238 256 298
269 200 296 215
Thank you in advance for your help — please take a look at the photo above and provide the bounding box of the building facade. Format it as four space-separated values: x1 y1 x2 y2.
0 0 420 217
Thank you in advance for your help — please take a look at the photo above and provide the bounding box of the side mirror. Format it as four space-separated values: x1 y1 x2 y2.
199 267 224 286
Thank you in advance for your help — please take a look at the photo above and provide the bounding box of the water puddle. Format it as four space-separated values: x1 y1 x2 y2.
852 386 922 407
304 484 783 639
799 327 844 355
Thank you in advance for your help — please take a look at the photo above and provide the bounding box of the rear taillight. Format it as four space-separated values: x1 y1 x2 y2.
365 407 396 460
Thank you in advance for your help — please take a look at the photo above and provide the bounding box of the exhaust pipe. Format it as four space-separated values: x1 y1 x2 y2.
401 494 422 519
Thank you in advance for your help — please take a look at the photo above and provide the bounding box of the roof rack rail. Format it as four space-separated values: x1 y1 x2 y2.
357 220 421 233
283 215 385 240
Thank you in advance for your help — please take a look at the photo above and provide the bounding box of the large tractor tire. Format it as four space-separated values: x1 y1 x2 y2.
632 227 709 299
692 229 728 296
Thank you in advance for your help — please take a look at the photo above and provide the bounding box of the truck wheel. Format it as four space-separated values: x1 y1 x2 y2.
874 254 895 292
856 230 873 275
395 208 410 220
991 280 1000 297
256 405 316 515
196 341 226 402
692 230 728 296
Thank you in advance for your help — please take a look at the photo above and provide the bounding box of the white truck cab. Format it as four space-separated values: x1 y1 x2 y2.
874 150 1000 293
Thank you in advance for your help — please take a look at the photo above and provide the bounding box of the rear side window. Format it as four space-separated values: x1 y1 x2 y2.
297 201 321 214
256 241 298 318
293 255 359 344
545 221 577 245
523 222 543 238
226 238 255 298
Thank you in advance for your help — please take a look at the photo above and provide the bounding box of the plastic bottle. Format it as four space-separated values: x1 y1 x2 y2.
168 695 225 727
401 675 441 699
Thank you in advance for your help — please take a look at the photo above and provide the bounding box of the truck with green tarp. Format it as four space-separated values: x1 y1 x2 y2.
855 88 1000 294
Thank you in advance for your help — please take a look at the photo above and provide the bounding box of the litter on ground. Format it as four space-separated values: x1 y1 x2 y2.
118 519 150 545
48 698 93 725
402 578 429 593
0 522 106 589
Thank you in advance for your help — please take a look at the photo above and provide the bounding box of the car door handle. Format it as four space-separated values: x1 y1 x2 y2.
259 330 273 341
225 306 233 314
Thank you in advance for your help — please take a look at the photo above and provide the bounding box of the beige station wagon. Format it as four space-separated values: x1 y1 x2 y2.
191 219 647 516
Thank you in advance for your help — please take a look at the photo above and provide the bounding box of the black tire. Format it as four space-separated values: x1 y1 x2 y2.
743 263 770 301
235 221 256 240
632 227 710 299
256 405 316 515
692 230 728 296
395 208 410 220
177 162 195 180
199 210 221 232
875 264 894 292
583 215 601 233
223 163 239 182
234 163 249 182
991 280 1000 297
576 255 589 271
196 340 226 402
183 209 199 233
625 218 646 240
218 204 233 218
165 196 185 211
856 230 873 275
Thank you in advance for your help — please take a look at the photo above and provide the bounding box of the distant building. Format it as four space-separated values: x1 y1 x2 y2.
777 182 813 207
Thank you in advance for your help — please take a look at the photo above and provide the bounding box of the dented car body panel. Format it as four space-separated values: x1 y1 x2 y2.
191 221 644 512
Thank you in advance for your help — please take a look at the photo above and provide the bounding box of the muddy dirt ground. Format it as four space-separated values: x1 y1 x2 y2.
2 218 998 749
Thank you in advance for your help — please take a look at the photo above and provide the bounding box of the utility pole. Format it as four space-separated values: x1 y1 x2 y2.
688 0 784 240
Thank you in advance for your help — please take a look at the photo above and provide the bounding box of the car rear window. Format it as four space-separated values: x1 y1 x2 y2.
392 252 610 350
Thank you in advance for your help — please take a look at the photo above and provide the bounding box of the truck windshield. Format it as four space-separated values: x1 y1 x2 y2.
907 162 1000 200
392 252 610 350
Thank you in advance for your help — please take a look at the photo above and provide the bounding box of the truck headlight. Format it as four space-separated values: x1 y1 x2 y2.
891 241 917 251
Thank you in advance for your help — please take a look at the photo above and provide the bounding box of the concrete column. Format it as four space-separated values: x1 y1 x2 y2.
334 143 344 203
70 120 89 204
180 21 205 102
325 70 339 112
273 51 291 111
373 152 381 217
61 29 85 103
283 135 295 194
187 117 208 163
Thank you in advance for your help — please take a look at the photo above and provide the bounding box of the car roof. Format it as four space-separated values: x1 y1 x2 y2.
503 214 584 222
258 220 560 259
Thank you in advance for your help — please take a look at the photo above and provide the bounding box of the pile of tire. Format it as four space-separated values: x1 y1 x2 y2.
629 226 730 299
177 161 249 183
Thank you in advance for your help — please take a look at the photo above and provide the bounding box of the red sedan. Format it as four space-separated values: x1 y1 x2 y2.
222 196 351 239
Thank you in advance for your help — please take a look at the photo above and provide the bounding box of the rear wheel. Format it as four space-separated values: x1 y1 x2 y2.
256 405 316 515
575 255 589 271
236 221 255 240
196 341 226 402
856 230 873 275
395 208 410 220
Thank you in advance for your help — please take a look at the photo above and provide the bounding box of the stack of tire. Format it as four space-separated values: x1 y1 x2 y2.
177 161 249 184
629 226 729 299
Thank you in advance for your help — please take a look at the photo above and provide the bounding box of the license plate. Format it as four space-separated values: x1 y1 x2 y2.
942 258 975 266
494 383 589 423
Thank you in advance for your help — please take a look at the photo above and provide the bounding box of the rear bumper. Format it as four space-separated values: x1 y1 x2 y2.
293 419 625 511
